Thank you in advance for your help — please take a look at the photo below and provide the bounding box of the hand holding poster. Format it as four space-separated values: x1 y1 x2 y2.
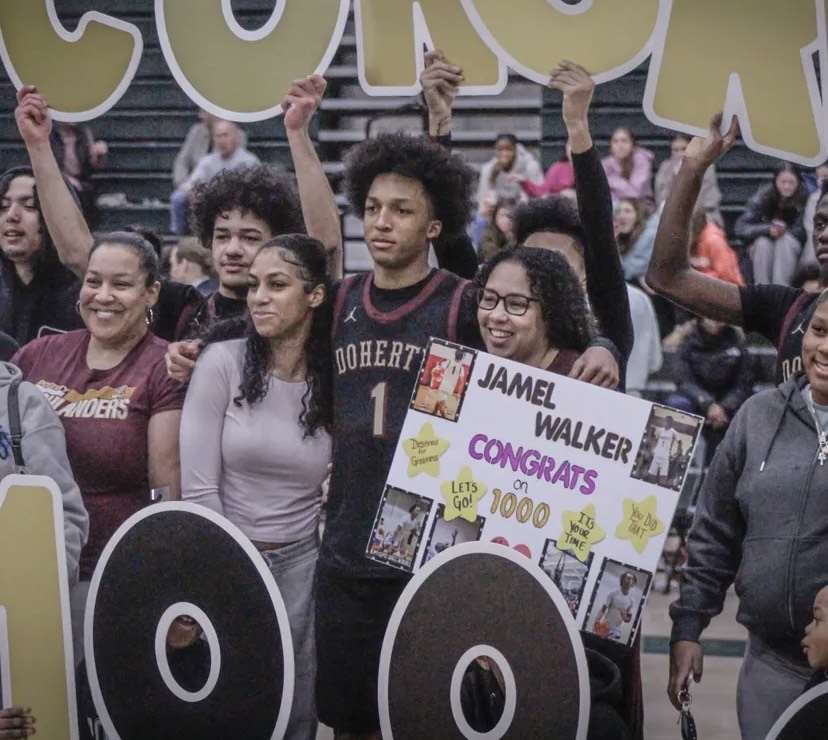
367 338 703 647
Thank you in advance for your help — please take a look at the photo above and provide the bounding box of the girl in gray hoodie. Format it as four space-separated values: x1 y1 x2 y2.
0 361 88 581
668 289 828 738
0 361 88 733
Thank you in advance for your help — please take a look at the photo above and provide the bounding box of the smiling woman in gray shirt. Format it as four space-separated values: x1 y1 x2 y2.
180 234 333 740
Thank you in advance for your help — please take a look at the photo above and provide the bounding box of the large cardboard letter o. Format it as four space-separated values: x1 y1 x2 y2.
84 503 293 740
379 543 590 739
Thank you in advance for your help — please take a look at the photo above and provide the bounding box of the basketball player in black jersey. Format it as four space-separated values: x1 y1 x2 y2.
315 57 622 738
315 127 478 739
647 114 828 383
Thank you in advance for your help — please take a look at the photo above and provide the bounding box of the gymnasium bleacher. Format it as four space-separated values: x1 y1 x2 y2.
0 0 791 388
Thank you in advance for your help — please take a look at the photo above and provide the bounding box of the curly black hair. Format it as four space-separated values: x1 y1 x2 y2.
0 165 76 275
206 234 333 437
475 246 593 353
344 132 476 238
189 164 304 247
512 196 585 253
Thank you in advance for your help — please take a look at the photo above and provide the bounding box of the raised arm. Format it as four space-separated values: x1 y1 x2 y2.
419 51 478 279
421 50 462 138
548 61 633 361
645 114 743 325
282 76 343 278
14 86 92 278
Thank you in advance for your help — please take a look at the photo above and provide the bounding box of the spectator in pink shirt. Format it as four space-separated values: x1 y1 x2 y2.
602 126 654 210
513 144 575 198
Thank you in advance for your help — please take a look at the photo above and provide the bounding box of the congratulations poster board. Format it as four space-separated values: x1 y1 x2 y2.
367 338 703 647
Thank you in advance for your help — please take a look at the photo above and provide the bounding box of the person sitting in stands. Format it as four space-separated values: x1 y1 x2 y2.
666 316 753 464
516 143 575 199
170 120 260 235
601 126 654 210
735 162 807 287
477 198 516 262
171 109 249 190
688 208 743 285
168 237 218 296
476 133 544 205
614 197 658 284
655 134 722 227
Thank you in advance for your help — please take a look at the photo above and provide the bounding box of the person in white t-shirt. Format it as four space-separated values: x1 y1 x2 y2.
594 572 637 640
385 505 422 556
648 416 681 485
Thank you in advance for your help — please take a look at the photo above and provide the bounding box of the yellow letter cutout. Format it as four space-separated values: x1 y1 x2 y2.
156 0 350 121
0 0 141 121
459 0 660 83
355 0 504 95
0 475 78 739
645 0 826 166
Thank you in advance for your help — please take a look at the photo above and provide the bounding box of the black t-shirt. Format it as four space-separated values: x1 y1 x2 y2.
740 284 818 382
152 280 204 342
155 282 246 341
0 258 84 344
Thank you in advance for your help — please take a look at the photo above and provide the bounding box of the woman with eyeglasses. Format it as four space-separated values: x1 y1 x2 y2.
475 246 594 374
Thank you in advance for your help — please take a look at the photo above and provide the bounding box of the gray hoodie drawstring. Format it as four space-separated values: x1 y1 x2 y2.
760 384 797 471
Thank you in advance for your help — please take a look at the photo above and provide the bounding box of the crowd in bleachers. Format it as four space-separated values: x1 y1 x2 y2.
3 36 828 740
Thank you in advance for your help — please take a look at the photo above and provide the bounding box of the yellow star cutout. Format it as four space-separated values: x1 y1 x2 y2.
615 496 665 554
559 503 606 563
440 466 488 523
402 422 450 477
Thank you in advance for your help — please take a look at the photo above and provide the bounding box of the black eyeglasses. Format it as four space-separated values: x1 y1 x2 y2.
475 288 539 316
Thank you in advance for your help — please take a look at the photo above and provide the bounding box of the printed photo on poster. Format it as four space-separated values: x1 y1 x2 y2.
630 405 702 492
410 339 476 423
582 558 653 647
366 486 433 573
422 504 485 565
539 538 592 618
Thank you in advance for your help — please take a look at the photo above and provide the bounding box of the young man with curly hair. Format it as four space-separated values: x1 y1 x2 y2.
13 77 341 343
173 163 306 338
315 57 624 738
314 127 480 738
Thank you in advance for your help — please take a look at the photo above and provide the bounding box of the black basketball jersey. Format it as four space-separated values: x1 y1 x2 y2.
319 269 471 577
776 291 819 382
